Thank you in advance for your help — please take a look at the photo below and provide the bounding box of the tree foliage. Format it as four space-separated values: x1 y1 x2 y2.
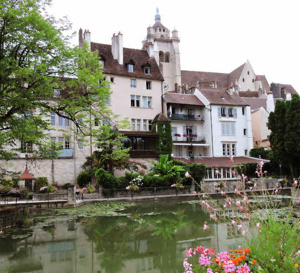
0 0 110 165
268 95 300 177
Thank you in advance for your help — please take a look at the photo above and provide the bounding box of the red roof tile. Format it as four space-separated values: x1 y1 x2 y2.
153 113 169 122
164 93 205 106
199 88 248 106
20 168 34 180
91 43 164 81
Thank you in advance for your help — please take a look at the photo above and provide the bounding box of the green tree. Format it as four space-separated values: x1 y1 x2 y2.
90 125 131 174
284 94 300 177
0 0 110 167
268 95 300 177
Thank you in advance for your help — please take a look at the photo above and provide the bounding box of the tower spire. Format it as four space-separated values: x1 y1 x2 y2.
155 8 161 23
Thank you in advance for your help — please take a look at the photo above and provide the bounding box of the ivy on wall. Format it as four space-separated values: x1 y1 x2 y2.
152 121 173 155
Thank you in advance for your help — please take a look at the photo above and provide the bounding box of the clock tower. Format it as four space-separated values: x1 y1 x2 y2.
142 9 181 93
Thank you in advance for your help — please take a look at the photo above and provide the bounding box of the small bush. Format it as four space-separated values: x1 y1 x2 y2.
35 177 48 192
95 168 118 189
77 171 92 188
62 183 72 189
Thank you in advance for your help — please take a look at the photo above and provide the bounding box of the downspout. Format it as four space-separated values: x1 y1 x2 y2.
209 105 214 157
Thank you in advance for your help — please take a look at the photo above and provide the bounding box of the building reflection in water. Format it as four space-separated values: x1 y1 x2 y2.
0 201 247 273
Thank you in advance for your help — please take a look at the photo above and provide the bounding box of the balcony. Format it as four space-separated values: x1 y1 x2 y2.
58 149 73 157
169 114 204 122
172 134 206 144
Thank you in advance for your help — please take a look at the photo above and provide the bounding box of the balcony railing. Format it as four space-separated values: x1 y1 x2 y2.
172 135 205 143
58 149 73 157
169 114 204 121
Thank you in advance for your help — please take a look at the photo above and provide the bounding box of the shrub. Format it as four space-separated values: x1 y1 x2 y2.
94 168 118 189
35 177 48 192
188 163 206 182
77 171 92 188
62 183 73 189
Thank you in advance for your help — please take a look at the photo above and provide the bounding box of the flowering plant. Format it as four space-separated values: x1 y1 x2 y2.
184 246 256 273
183 134 188 137
174 133 181 137
39 185 58 193
126 175 143 192
171 182 184 189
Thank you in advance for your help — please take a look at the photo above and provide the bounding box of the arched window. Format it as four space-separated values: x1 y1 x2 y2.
159 51 164 62
165 52 170 63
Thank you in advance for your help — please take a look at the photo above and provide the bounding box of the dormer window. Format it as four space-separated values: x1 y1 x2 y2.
128 64 134 72
144 67 150 74
127 59 135 73
99 55 106 68
142 62 151 74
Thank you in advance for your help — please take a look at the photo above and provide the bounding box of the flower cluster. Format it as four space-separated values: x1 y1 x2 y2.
171 182 184 189
183 246 255 273
126 175 143 192
39 185 58 193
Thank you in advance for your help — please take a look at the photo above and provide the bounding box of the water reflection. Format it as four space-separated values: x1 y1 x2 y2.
0 200 244 273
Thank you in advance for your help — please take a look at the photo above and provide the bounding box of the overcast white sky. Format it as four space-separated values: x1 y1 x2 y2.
50 0 300 92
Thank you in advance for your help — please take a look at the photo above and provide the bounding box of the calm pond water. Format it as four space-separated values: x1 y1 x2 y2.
0 199 244 273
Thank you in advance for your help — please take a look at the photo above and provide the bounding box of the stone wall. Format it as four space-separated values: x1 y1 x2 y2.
0 157 82 185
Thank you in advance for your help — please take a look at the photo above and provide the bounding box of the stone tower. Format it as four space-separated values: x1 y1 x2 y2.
142 8 181 93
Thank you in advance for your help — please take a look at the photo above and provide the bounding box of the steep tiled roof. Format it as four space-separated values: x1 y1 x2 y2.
200 88 248 106
274 83 297 95
181 70 229 89
228 63 245 85
175 156 269 168
239 91 259 97
152 113 169 122
164 93 205 106
242 98 267 111
91 43 164 81
255 75 270 93
182 65 271 94
20 168 34 180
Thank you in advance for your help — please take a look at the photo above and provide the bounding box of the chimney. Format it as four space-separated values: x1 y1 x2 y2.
111 32 123 65
83 29 91 49
79 28 83 47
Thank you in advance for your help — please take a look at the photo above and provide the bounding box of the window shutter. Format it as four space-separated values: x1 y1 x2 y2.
225 107 229 117
218 107 221 118
233 108 237 118
183 125 186 135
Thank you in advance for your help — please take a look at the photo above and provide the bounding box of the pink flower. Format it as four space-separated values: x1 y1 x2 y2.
221 191 226 196
183 258 192 271
186 248 193 257
203 222 210 231
223 261 236 273
185 172 191 178
256 223 261 229
217 251 230 262
296 250 300 256
232 171 236 176
206 269 213 273
242 230 249 236
199 254 212 266
237 263 250 273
